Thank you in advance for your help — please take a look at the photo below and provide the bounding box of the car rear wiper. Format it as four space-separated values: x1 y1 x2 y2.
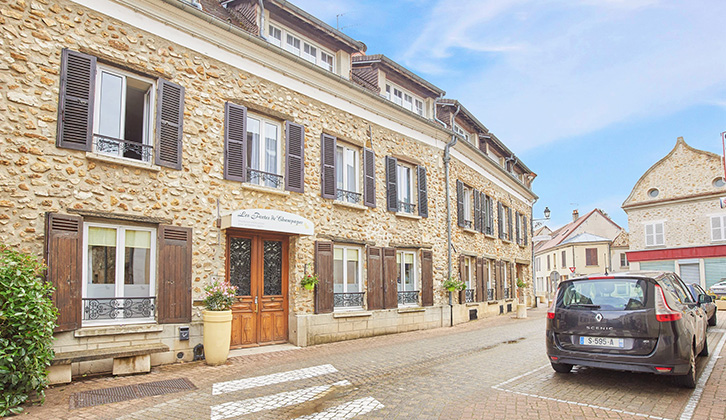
566 303 601 309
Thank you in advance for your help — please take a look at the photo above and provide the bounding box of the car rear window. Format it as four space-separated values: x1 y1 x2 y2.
558 279 648 311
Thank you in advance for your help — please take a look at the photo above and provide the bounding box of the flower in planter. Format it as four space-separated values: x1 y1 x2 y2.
516 278 528 289
301 272 319 290
203 280 237 311
442 277 466 292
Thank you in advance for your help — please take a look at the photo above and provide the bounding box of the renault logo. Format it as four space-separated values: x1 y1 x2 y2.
595 313 603 322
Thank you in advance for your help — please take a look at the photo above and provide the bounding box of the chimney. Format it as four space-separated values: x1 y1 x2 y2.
572 209 579 221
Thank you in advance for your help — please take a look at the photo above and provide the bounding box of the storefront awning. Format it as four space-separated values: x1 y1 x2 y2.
220 209 314 236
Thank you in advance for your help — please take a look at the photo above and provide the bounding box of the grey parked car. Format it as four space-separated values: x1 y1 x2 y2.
686 283 716 326
546 272 709 388
708 280 726 296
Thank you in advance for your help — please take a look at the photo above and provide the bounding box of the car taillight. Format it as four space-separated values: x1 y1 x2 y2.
654 284 682 322
547 288 559 319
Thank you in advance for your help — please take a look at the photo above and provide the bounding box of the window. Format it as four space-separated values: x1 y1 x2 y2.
246 115 282 188
403 94 413 111
712 215 726 242
645 222 665 247
336 143 360 203
83 223 156 324
384 82 425 115
536 257 541 272
561 251 566 268
268 25 282 47
713 178 726 188
414 99 424 117
302 42 317 64
285 34 301 55
486 260 494 300
461 256 475 303
397 251 418 306
620 253 628 267
320 51 334 72
93 65 155 163
483 195 494 235
648 188 659 198
547 255 551 271
333 246 362 309
462 186 472 228
397 162 416 214
553 253 557 269
454 124 470 143
585 248 598 266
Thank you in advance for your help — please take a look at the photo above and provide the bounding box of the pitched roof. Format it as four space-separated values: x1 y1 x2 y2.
535 209 620 253
612 230 629 248
561 232 610 245
352 54 445 97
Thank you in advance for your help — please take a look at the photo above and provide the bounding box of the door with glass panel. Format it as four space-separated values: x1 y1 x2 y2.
227 232 288 348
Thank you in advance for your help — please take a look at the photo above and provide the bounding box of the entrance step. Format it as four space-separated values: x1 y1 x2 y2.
228 343 300 359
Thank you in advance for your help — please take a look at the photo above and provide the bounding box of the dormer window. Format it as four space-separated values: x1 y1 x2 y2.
267 23 336 73
454 124 470 143
385 83 426 117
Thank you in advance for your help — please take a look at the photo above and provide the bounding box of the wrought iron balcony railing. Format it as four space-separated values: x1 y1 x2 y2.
398 201 416 214
247 168 284 188
333 292 365 308
336 189 362 205
504 288 511 299
487 288 494 301
83 297 156 321
397 290 419 306
464 288 475 303
94 134 153 162
463 220 473 229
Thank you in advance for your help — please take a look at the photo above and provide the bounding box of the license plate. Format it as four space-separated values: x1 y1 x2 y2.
579 336 624 348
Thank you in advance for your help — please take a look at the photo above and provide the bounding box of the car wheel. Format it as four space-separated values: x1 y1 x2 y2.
678 348 697 389
551 362 573 373
700 336 709 357
709 311 717 327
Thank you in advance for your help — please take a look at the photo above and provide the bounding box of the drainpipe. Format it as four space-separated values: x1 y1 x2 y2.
443 104 460 327
258 0 267 40
530 198 537 306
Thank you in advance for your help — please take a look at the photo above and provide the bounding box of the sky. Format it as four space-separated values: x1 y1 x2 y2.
293 0 726 230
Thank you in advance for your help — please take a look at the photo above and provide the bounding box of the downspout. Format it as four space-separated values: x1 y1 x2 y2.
530 198 537 306
258 0 267 40
443 104 460 327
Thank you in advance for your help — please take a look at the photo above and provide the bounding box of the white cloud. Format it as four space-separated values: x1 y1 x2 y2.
400 0 726 152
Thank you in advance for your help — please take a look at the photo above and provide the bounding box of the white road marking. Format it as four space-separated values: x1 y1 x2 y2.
492 364 670 420
290 397 384 420
679 331 726 420
210 380 351 420
212 364 338 395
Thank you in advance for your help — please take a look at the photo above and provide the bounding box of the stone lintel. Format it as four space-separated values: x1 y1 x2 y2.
67 209 173 225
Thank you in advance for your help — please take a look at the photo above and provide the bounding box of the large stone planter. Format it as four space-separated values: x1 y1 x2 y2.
203 309 233 366
516 303 527 318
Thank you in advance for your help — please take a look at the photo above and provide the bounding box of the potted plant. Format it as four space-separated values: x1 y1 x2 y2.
301 272 319 291
515 278 528 318
202 280 237 366
442 277 466 292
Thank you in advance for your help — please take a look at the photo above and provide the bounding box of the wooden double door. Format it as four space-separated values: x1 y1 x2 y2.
226 231 288 348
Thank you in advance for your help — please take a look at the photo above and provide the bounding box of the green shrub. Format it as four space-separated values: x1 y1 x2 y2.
0 245 57 416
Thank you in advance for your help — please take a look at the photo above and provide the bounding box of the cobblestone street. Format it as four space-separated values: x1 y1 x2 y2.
21 309 726 419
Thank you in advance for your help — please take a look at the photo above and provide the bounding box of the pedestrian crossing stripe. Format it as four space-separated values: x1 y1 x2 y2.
291 397 384 420
212 364 338 395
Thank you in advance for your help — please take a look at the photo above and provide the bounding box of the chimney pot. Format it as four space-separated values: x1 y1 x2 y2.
572 209 579 221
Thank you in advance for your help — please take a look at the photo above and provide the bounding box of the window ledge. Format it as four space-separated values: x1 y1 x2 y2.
74 323 163 338
241 183 290 196
487 300 499 305
395 212 421 220
397 307 425 313
465 302 479 307
86 152 161 172
463 228 478 234
332 310 372 318
333 200 367 211
485 234 496 240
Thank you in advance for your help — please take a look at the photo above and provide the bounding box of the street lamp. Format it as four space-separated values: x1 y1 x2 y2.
531 206 551 305
533 206 551 228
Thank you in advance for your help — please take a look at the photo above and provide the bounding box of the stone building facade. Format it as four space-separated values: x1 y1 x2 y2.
0 0 536 378
623 137 726 288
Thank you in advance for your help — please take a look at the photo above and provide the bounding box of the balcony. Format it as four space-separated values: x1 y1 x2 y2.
83 297 156 321
247 168 284 189
333 292 364 308
94 134 153 162
397 290 419 306
336 189 362 205
487 288 494 301
464 289 475 303
398 201 417 214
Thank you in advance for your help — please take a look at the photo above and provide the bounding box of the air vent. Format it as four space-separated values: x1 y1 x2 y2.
164 228 188 241
51 216 80 232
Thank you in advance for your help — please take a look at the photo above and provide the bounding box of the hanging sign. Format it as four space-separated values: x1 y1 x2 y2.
221 209 314 236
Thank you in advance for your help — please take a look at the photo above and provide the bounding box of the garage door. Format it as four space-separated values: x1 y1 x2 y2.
679 263 700 284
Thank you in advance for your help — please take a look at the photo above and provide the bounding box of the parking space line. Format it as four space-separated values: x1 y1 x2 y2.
679 330 726 420
492 365 671 420
212 364 338 395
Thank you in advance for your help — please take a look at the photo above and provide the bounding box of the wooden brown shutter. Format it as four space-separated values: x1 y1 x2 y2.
497 261 505 299
507 208 513 241
515 212 521 244
523 215 528 245
57 49 96 151
421 250 433 306
157 225 192 323
285 121 305 192
382 247 398 308
155 79 185 169
320 134 336 199
366 246 384 310
45 213 83 332
456 180 464 227
385 156 398 212
497 202 504 239
586 248 598 266
417 166 428 218
484 259 491 300
476 257 484 302
224 102 247 182
486 195 494 235
458 255 466 303
363 148 376 208
314 241 334 313
473 188 481 232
